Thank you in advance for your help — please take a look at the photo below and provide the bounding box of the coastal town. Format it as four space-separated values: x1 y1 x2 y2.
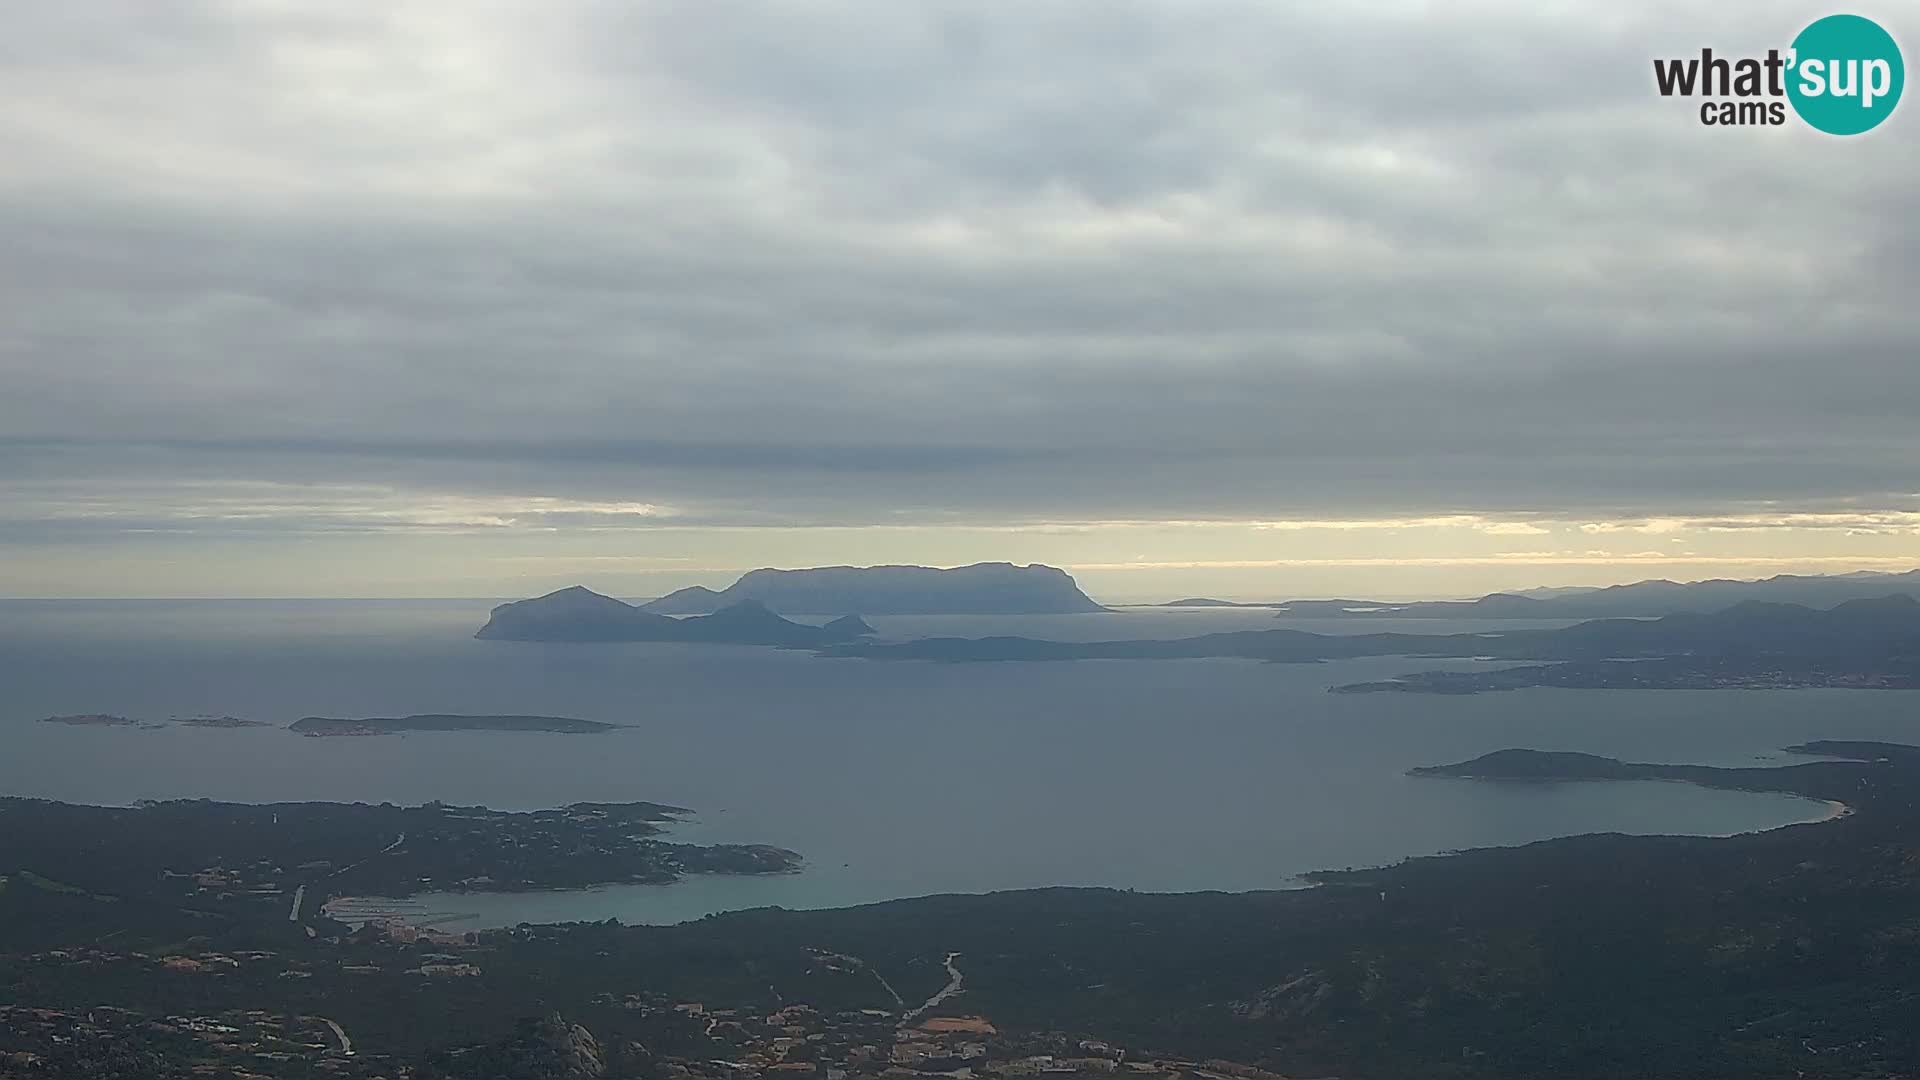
0 791 1305 1080
8 741 1920 1077
0 931 1306 1080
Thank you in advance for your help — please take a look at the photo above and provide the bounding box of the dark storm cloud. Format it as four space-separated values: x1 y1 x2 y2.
1 0 1917 546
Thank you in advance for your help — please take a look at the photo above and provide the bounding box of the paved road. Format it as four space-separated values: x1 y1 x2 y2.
317 1016 353 1056
873 968 906 1009
904 953 963 1020
326 832 406 880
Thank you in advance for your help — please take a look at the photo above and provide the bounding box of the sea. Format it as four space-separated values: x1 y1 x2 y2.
2 599 1912 927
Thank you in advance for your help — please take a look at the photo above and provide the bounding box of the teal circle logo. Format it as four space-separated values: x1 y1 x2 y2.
1787 14 1904 134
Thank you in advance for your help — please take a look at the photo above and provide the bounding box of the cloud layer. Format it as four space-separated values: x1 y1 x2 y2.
2 1 1916 595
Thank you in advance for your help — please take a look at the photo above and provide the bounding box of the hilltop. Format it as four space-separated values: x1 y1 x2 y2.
1164 566 1920 620
642 562 1106 615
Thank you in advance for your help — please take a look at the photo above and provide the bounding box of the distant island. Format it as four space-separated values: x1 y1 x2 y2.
1162 597 1288 608
290 714 623 736
40 713 270 729
174 714 271 728
1160 566 1920 620
642 562 1107 615
476 587 878 644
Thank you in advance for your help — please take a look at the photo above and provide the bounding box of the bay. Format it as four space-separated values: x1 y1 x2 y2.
1 599 1903 926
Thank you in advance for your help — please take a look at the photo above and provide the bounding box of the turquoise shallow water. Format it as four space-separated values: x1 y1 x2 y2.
0 599 1905 925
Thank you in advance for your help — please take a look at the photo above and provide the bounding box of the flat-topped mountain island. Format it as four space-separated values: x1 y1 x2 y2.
641 561 1107 615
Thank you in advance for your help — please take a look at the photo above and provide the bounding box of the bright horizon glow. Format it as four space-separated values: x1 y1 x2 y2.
7 503 1918 602
3 3 1917 600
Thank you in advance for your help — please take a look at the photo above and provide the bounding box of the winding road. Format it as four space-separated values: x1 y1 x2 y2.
316 1016 353 1056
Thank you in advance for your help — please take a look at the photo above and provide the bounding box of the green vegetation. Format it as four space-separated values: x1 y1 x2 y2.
6 743 1920 1078
14 870 89 895
0 795 798 956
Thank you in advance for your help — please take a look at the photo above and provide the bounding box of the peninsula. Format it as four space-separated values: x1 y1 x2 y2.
831 594 1920 693
1406 743 1879 800
1162 566 1920 620
1331 658 1920 695
0 795 800 913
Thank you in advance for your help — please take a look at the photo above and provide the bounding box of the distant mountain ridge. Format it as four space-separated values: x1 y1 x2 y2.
1165 567 1920 619
830 592 1920 665
642 562 1106 615
475 586 877 645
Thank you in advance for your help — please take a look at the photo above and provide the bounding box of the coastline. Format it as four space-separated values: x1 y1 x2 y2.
1810 798 1854 823
1410 749 1864 838
1700 793 1852 838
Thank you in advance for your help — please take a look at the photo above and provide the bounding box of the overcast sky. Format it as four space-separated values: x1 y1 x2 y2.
3 1 1917 600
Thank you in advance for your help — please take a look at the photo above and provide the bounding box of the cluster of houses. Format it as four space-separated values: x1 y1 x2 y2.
642 999 1300 1080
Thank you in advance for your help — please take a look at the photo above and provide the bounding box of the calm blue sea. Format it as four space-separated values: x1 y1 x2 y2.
2 599 1911 925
